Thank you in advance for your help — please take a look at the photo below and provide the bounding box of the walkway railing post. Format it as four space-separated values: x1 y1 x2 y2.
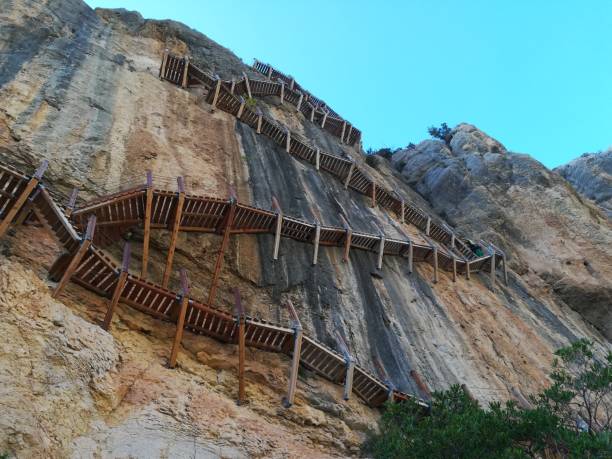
0 160 47 238
181 56 189 88
242 71 252 99
408 240 414 273
279 79 285 104
377 234 385 270
141 171 153 279
211 75 222 110
53 214 96 298
334 331 355 401
315 147 320 170
371 183 377 208
285 128 291 153
237 96 245 119
312 219 321 266
344 162 355 189
282 301 302 408
102 242 130 330
169 268 190 368
162 176 185 288
340 121 346 144
234 288 247 405
296 91 303 111
159 48 169 79
64 188 79 219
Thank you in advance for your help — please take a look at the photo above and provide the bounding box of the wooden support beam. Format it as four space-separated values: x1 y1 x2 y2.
425 217 431 236
271 196 283 260
169 268 190 368
465 259 471 280
230 77 236 94
343 162 355 189
234 288 247 405
309 104 315 122
489 249 496 285
256 108 263 134
181 56 189 88
339 213 352 263
13 189 39 226
340 121 346 144
321 110 328 128
282 301 302 408
53 214 96 298
400 199 405 224
162 177 185 288
346 125 353 144
312 220 321 265
159 49 169 78
141 171 153 279
242 72 252 98
0 160 47 238
279 80 285 104
267 66 273 80
207 191 237 306
296 91 303 111
377 234 385 270
432 246 439 283
64 188 79 218
502 253 508 286
343 358 355 401
237 96 245 119
451 233 456 248
315 148 320 170
210 76 222 110
285 128 291 153
410 369 431 399
289 78 295 90
452 256 457 282
101 242 131 330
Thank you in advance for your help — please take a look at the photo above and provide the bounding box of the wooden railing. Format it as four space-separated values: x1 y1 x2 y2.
0 160 431 410
158 53 508 284
160 53 361 146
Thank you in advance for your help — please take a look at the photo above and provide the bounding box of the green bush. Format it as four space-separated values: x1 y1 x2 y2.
428 123 452 144
364 340 612 459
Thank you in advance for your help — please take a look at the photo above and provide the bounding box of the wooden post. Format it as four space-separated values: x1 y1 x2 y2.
207 191 237 306
451 233 456 249
489 249 496 285
343 162 355 189
181 56 189 88
53 214 96 298
465 258 471 280
0 160 47 238
452 255 457 282
13 188 39 227
211 76 222 110
339 213 352 263
242 72 252 98
230 77 236 94
315 148 320 170
141 171 153 279
340 121 346 144
234 288 247 405
237 96 245 119
343 358 355 400
159 48 169 79
279 80 285 104
289 78 295 90
377 234 385 270
64 188 79 218
256 108 263 134
101 242 131 330
267 66 273 80
309 104 315 122
502 253 508 286
425 217 431 236
272 196 283 260
162 177 185 288
169 269 190 368
282 301 302 408
296 91 303 111
400 199 405 224
285 128 291 153
312 220 321 266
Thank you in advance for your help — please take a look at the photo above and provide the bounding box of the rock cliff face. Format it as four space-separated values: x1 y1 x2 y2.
0 1 610 457
555 149 612 218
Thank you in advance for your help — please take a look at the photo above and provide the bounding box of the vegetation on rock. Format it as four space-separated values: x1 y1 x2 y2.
365 339 612 458
428 122 452 144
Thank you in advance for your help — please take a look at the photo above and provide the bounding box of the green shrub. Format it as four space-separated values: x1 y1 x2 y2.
428 122 452 144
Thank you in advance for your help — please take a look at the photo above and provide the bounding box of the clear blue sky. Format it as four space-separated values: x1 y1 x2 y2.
86 0 612 168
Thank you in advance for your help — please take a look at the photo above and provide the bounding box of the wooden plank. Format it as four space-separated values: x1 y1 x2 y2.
162 177 185 288
282 301 302 408
272 196 282 260
141 171 153 278
169 269 190 368
101 242 130 330
207 194 237 306
53 214 96 298
0 160 47 238
312 221 321 265
234 288 247 405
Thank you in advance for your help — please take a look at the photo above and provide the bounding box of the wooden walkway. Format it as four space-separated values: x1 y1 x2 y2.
158 53 508 284
159 53 361 146
0 160 430 410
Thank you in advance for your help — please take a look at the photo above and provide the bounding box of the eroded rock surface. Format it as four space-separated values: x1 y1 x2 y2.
1 1 610 457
